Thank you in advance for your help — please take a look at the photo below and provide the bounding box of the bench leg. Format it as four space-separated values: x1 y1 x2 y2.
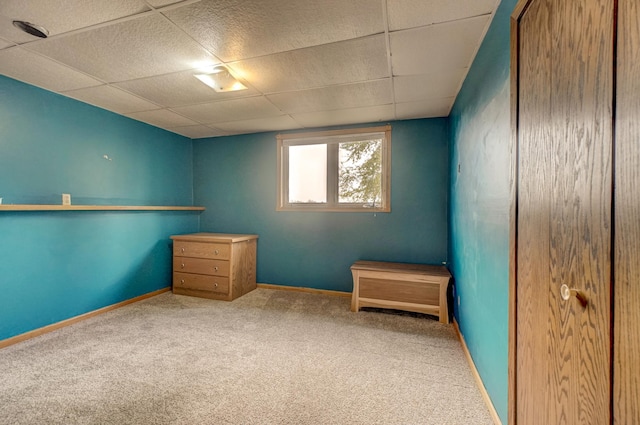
439 280 450 324
351 269 359 312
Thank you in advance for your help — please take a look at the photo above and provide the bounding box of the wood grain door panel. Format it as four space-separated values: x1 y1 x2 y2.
516 0 613 423
516 0 553 422
614 0 640 423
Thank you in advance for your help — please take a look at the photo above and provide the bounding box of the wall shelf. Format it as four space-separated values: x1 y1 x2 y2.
0 205 205 212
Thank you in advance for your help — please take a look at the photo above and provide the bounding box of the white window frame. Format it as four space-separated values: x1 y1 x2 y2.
277 125 391 212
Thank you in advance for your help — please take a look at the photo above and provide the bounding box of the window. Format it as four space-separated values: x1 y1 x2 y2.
277 125 391 212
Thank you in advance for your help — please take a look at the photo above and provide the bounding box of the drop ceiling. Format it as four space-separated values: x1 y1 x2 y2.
0 0 500 139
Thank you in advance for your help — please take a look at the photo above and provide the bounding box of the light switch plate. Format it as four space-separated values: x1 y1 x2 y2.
62 193 71 205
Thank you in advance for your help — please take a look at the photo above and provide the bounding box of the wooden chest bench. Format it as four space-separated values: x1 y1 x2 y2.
350 261 452 324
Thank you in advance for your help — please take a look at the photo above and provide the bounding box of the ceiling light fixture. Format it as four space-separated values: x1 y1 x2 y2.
13 20 49 38
194 66 247 93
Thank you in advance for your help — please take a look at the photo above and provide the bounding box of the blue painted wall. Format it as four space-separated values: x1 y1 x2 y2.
0 76 199 340
1 4 517 417
193 119 449 291
449 0 517 422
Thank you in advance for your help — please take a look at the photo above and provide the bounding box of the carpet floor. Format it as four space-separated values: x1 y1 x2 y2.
0 288 494 425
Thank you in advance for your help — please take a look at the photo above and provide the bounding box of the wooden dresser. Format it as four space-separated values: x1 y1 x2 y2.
171 233 258 301
350 261 452 323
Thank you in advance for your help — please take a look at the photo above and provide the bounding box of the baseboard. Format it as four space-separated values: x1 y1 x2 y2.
0 287 171 350
453 319 502 425
257 283 351 298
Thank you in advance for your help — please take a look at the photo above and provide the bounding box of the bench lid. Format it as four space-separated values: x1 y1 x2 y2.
350 261 451 277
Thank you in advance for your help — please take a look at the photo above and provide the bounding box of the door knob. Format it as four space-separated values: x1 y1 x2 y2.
560 284 588 307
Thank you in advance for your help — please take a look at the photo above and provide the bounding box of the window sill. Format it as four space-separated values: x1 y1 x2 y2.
276 205 390 213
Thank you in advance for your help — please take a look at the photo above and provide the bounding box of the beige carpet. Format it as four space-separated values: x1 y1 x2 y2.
0 288 494 425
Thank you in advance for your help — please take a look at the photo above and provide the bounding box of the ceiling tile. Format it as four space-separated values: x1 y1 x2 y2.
0 47 102 91
0 1 150 44
126 109 199 127
172 96 283 124
163 0 384 62
0 38 13 50
114 68 259 108
393 70 467 103
61 85 159 114
267 80 392 114
387 0 497 31
146 0 188 7
390 15 491 76
395 98 453 119
167 125 227 139
0 1 498 134
214 115 302 134
230 35 389 94
27 14 218 82
292 105 395 128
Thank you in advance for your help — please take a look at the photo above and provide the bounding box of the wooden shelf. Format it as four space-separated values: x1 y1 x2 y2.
0 205 205 212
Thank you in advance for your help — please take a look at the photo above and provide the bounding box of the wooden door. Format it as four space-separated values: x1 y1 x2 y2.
515 0 614 423
614 0 640 423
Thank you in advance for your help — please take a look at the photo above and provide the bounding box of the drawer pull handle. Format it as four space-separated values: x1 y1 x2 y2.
180 279 185 285
214 283 218 288
181 248 185 253
214 249 219 255
214 266 219 271
181 263 185 269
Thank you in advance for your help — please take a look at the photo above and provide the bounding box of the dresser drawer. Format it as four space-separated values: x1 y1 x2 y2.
173 272 229 294
174 241 230 260
173 257 229 277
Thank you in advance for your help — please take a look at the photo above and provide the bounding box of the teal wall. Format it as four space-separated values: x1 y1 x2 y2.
193 119 449 291
449 0 517 422
1 5 517 417
0 76 199 340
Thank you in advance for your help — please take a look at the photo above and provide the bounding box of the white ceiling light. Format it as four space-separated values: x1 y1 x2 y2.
194 66 247 92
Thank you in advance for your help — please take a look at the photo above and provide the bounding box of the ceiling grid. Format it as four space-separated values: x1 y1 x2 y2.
0 0 501 138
